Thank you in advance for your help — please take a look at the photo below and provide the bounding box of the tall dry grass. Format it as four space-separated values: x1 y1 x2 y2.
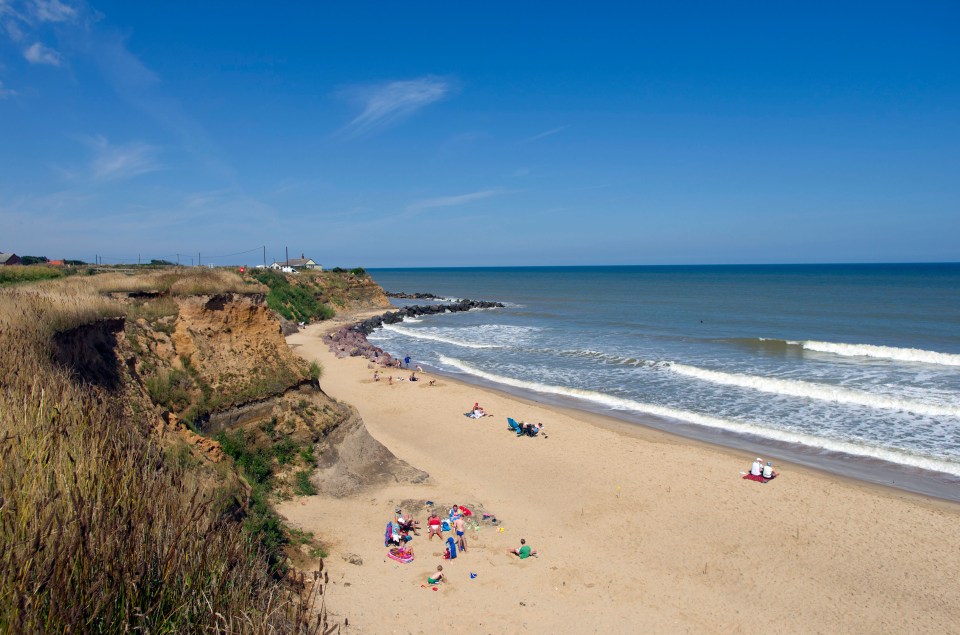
0 275 337 633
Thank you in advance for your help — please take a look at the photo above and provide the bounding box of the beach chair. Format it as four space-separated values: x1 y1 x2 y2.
507 418 523 435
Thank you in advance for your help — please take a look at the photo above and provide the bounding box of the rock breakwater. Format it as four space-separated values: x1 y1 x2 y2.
324 299 504 361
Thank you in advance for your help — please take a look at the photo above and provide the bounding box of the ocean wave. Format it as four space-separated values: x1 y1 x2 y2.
436 355 960 477
381 324 499 349
666 363 960 417
555 349 650 367
798 340 960 367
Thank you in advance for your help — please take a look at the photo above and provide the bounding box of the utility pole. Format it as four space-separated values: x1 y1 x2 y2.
138 254 141 265
285 246 289 267
263 245 266 267
177 253 180 266
198 252 201 267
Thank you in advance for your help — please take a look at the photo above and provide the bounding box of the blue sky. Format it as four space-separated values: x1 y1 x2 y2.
1 1 958 266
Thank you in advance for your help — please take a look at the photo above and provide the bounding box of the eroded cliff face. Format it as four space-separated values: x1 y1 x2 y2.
307 272 392 312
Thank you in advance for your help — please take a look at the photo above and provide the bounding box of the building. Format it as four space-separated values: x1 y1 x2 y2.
270 254 322 271
0 253 21 266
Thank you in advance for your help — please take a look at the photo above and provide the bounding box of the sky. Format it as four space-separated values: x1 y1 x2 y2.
1 1 958 267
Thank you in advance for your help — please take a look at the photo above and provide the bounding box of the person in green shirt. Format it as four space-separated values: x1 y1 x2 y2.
508 538 537 559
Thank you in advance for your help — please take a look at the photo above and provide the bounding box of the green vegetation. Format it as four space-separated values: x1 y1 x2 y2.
309 360 323 381
0 276 325 632
145 368 193 411
0 265 64 286
294 469 318 496
250 268 335 323
20 255 49 265
215 428 321 570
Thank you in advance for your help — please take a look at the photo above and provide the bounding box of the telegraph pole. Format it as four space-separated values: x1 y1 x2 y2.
285 246 289 267
263 245 266 267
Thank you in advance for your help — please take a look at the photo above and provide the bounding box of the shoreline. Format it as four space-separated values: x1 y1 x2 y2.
279 315 960 633
323 307 960 504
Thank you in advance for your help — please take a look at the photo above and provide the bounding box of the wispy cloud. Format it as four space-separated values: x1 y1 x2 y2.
520 125 569 144
31 0 76 22
407 189 501 212
339 76 451 137
0 80 16 99
24 41 62 65
86 135 161 181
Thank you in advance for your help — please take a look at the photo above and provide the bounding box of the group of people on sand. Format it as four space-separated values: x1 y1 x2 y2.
388 502 539 587
372 356 436 386
749 457 777 479
426 535 535 586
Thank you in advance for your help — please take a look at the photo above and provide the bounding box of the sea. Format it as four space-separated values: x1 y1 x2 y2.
366 264 960 501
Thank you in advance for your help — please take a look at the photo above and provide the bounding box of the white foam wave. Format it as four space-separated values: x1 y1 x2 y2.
798 340 960 367
667 363 960 418
381 324 498 349
437 355 960 477
403 317 423 324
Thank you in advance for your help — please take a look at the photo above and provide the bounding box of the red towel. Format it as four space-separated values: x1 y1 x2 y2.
742 472 777 483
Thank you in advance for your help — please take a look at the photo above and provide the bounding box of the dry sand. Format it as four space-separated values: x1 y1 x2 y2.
279 318 960 634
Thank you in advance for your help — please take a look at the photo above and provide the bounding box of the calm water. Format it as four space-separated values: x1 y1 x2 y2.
367 265 960 499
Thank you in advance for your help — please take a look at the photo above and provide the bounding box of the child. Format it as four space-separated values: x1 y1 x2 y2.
427 565 444 585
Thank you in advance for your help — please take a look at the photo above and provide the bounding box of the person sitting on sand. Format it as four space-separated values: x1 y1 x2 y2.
763 461 775 479
427 565 444 585
409 372 418 382
396 508 420 535
428 512 443 539
522 422 543 437
508 538 537 559
750 458 763 477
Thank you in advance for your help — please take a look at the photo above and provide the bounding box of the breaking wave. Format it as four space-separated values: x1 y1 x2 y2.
666 363 960 417
436 355 960 477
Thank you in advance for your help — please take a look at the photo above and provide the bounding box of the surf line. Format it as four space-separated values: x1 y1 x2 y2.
438 355 960 478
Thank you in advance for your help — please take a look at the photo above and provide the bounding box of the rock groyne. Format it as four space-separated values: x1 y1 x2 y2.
324 299 504 362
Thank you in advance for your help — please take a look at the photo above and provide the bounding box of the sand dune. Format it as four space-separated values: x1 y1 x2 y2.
279 319 960 634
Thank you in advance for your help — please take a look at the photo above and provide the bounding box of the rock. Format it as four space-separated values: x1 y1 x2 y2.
345 554 363 566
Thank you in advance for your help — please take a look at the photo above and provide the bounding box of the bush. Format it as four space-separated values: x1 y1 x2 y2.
293 470 317 496
309 361 322 381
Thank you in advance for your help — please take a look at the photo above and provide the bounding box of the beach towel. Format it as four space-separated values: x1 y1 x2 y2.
459 505 473 516
446 536 458 559
742 472 777 484
387 547 414 563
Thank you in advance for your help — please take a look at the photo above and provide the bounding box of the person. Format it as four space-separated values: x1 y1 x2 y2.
409 372 418 382
763 461 774 479
427 565 444 585
750 458 763 477
373 370 379 381
428 512 443 539
453 516 467 552
388 375 393 385
416 365 423 373
449 504 461 522
429 379 436 386
404 355 411 369
522 422 543 437
508 538 537 559
396 508 420 535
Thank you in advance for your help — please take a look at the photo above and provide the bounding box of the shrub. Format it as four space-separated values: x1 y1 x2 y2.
293 470 317 496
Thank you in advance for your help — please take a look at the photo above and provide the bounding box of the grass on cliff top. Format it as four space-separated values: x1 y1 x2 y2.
0 277 331 632
249 269 335 323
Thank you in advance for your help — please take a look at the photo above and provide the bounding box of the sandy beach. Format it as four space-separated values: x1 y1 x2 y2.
280 318 960 634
